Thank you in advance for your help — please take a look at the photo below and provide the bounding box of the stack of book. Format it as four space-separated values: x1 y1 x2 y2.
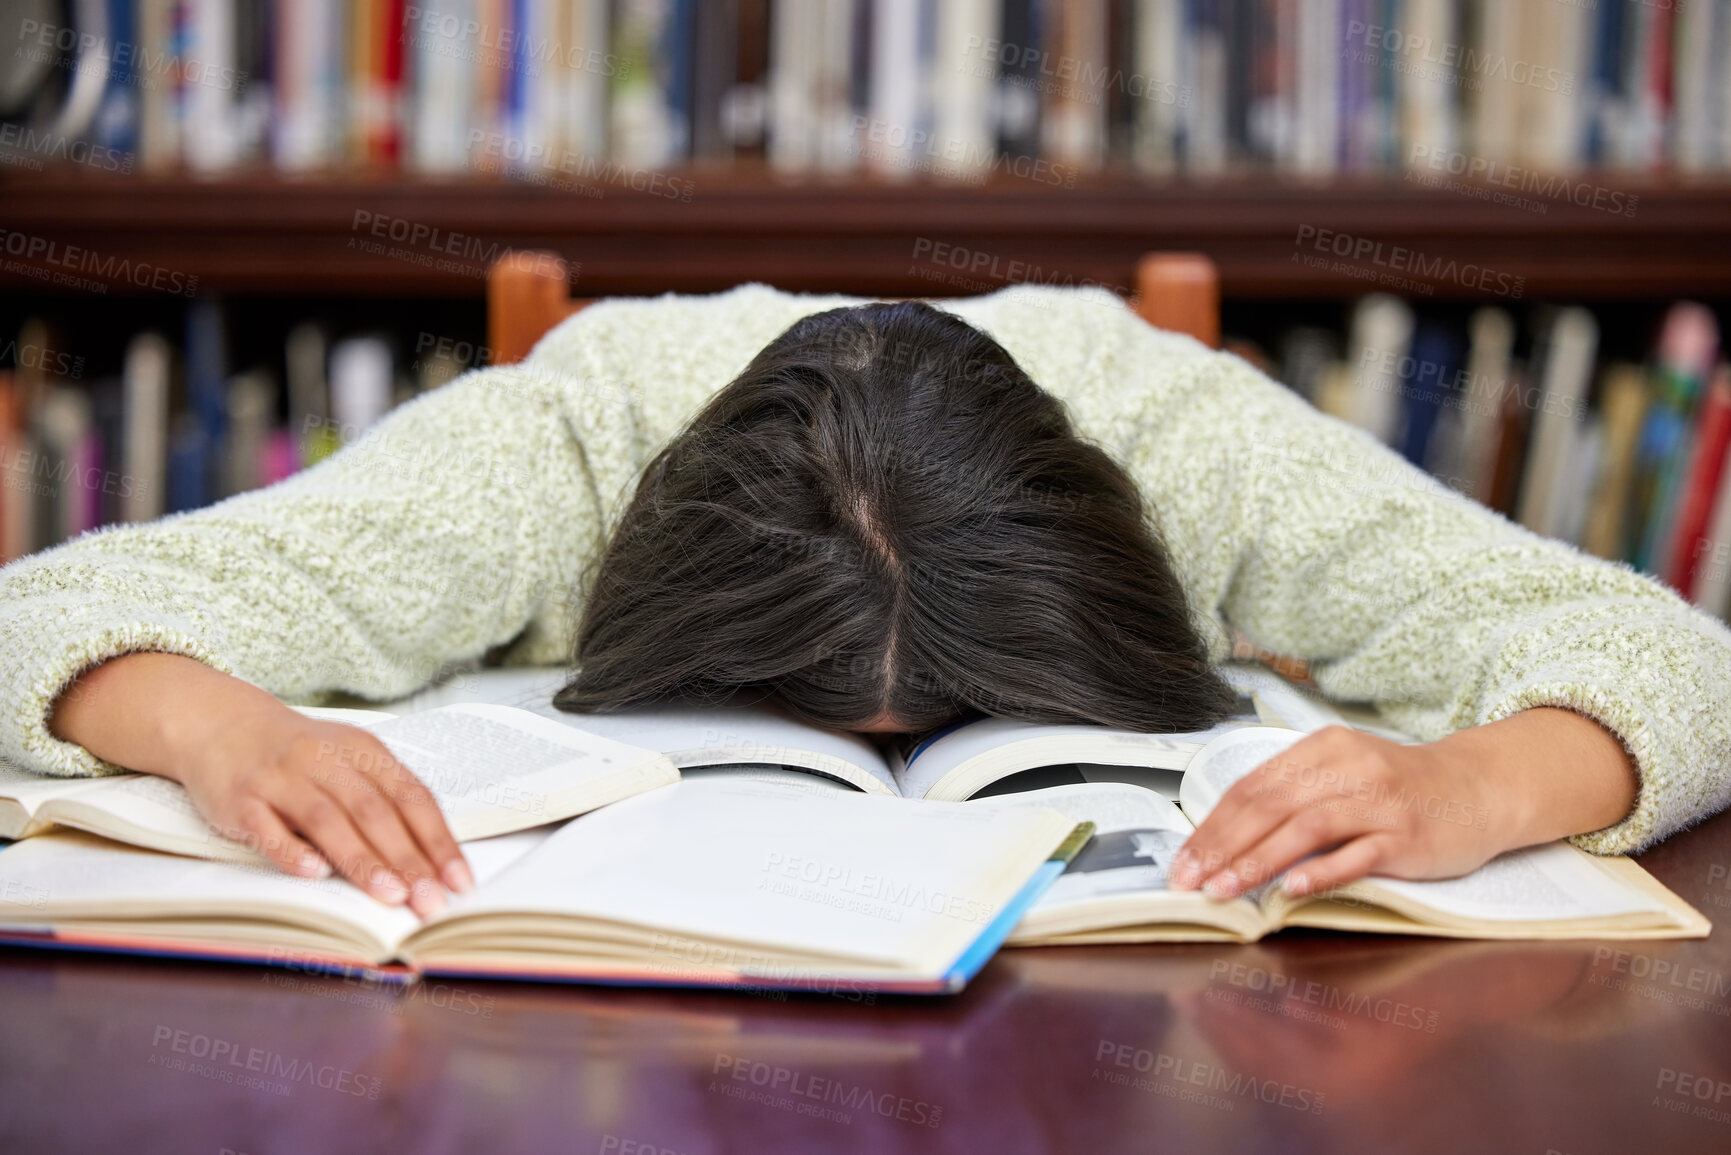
4 1 1727 180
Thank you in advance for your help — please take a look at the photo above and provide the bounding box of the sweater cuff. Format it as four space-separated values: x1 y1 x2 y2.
1478 680 1658 856
2 621 234 779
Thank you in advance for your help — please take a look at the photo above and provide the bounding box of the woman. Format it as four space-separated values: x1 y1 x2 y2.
14 284 1731 920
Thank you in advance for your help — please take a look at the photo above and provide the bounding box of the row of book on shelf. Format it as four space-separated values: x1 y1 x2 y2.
8 1 1730 182
1272 295 1731 619
0 305 473 562
4 292 1731 626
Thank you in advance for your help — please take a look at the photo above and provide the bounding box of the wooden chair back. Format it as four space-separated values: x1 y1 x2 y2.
487 251 1220 365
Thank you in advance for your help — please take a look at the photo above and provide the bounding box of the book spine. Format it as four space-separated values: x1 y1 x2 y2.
121 333 171 524
88 378 127 529
1693 370 1731 617
1487 362 1533 519
665 0 696 160
1292 0 1338 175
1580 365 1648 562
1040 0 1109 170
1667 368 1731 597
138 0 182 170
1186 0 1227 172
0 372 23 563
184 0 238 172
183 297 228 506
1396 321 1461 470
1635 304 1720 571
93 0 142 162
1132 0 1184 173
328 337 394 443
997 0 1044 159
378 0 406 164
1517 308 1599 539
930 0 998 179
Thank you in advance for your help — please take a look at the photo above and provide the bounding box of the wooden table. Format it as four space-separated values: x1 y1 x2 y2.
4 807 1731 1155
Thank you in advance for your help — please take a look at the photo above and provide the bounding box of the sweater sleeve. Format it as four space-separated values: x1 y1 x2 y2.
1108 319 1731 856
0 362 602 779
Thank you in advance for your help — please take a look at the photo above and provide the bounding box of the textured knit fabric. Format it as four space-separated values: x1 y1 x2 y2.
2 284 1728 856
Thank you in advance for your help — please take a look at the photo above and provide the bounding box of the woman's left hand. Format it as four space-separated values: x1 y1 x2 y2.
1167 707 1641 900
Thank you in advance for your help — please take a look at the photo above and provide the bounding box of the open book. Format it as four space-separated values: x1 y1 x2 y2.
371 669 1707 944
0 705 679 864
985 728 1708 943
0 778 1086 994
551 698 1261 802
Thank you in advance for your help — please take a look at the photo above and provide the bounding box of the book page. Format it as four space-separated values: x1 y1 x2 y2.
368 704 678 840
0 706 390 844
548 703 899 795
1078 764 1184 803
411 778 1071 976
1178 728 1675 928
680 765 858 794
0 824 553 960
0 831 420 957
1220 665 1344 732
1357 843 1672 923
0 758 113 810
1177 726 1308 826
291 705 398 726
970 783 1195 908
893 716 1248 802
1221 665 1417 743
386 667 896 795
37 704 675 861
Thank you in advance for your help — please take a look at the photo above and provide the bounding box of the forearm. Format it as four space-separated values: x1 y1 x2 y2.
1436 707 1639 851
48 651 470 915
48 652 298 784
0 364 599 780
1123 349 1727 854
1173 706 1645 898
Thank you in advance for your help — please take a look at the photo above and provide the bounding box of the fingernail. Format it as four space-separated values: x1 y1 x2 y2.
1203 870 1240 899
374 874 409 905
442 858 476 895
410 878 446 918
297 852 332 879
1168 856 1199 890
1285 871 1309 895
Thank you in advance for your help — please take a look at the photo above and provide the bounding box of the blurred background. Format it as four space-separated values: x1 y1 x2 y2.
2 1 1730 618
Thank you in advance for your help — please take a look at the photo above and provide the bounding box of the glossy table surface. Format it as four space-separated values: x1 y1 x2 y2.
4 806 1731 1155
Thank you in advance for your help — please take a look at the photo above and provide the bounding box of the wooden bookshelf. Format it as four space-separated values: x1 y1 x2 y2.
3 167 1730 301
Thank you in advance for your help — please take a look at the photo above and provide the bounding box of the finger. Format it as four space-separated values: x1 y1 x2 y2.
1171 765 1304 890
233 798 331 880
1203 806 1351 900
1171 732 1361 891
374 763 474 895
321 765 447 917
271 778 411 909
1283 836 1390 897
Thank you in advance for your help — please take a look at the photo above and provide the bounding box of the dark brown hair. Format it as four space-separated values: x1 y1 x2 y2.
554 301 1236 733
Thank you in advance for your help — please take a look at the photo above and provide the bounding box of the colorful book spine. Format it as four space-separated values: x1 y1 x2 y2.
1634 304 1720 573
0 372 23 563
1667 369 1731 598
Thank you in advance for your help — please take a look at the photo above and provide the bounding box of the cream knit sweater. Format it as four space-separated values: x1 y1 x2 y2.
2 285 1728 856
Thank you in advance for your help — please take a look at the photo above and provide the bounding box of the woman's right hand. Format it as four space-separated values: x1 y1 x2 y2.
49 652 471 919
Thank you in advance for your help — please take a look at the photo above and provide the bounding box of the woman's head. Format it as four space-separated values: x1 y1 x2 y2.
554 300 1236 734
